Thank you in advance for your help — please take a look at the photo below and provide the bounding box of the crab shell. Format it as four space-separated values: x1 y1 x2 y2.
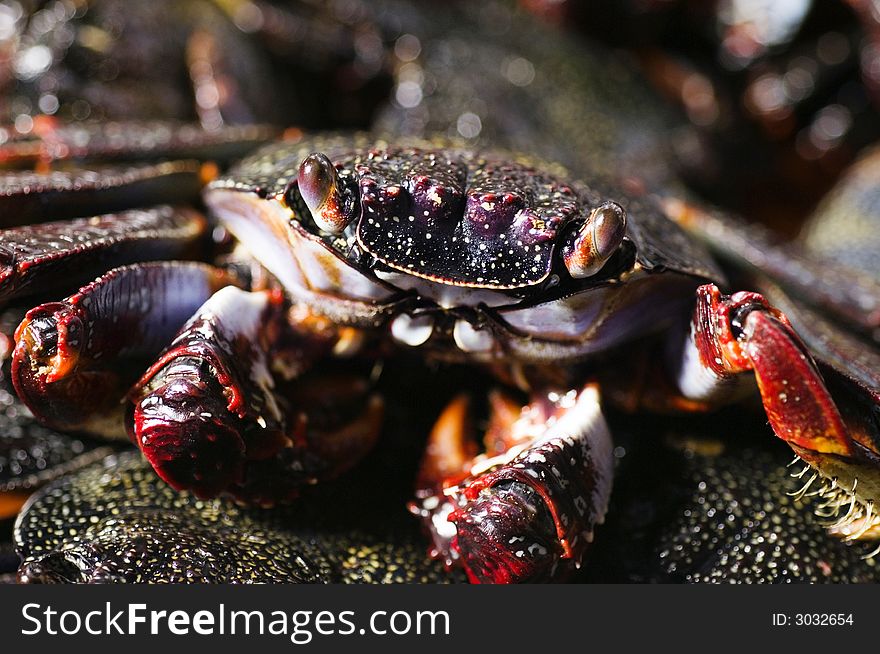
204 135 723 362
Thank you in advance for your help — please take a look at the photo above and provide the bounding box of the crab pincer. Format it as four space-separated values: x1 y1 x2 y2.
411 385 614 583
11 262 240 437
128 286 383 504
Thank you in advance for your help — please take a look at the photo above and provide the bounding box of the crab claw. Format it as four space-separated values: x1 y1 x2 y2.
561 201 627 279
295 152 354 234
128 286 382 504
410 385 613 583
11 262 238 438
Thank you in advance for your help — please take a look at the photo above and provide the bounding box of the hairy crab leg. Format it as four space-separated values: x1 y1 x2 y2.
12 262 240 438
410 384 613 583
0 161 205 227
672 284 880 543
128 286 383 504
0 206 207 304
755 282 880 540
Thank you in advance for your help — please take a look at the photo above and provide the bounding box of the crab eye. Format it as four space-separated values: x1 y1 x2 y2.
562 200 627 279
296 152 351 234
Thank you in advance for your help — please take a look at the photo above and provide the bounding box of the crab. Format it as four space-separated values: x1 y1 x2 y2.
2 0 880 584
3 126 879 583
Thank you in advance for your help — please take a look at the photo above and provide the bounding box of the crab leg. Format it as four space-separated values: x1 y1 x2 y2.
677 285 850 453
12 262 240 438
672 283 880 540
0 206 207 304
410 384 613 583
0 161 204 227
662 198 880 339
0 119 276 167
128 286 382 504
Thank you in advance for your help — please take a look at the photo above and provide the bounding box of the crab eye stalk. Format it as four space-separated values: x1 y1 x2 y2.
562 201 627 279
296 152 351 234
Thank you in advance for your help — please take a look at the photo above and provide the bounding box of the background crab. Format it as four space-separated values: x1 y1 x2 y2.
0 0 879 584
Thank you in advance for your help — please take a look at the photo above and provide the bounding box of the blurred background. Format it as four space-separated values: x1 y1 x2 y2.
2 0 880 236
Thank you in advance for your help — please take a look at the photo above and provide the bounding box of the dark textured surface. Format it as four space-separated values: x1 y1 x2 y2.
13 357 475 584
0 377 113 493
15 452 455 583
579 411 880 583
9 358 464 583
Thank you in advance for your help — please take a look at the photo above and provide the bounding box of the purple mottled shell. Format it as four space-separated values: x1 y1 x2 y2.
354 146 580 289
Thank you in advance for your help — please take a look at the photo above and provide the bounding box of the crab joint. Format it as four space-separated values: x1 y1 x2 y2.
562 201 627 279
296 152 351 234
686 284 853 458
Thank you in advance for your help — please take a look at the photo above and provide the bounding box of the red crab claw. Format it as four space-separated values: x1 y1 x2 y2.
11 262 239 438
128 286 382 504
410 385 614 583
680 284 880 541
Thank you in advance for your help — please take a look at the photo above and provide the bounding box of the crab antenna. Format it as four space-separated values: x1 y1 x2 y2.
296 152 351 233
562 201 627 279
